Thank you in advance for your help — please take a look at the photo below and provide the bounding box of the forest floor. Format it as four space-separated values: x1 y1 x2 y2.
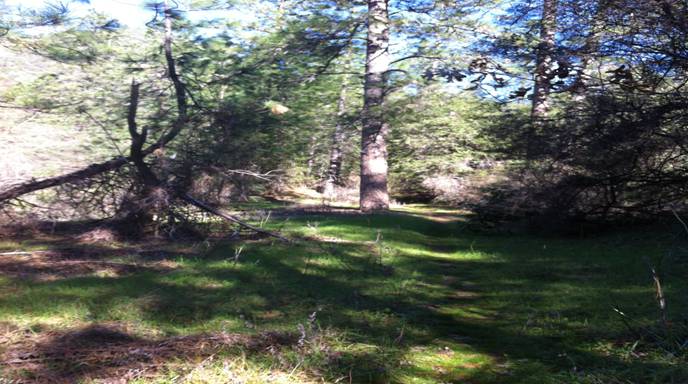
0 202 686 383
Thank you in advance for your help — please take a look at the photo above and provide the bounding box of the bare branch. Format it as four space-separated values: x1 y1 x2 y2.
181 194 291 242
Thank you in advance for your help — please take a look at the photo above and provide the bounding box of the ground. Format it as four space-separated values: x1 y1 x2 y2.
0 203 686 383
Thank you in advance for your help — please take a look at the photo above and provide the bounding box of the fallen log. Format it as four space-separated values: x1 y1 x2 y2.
181 193 290 242
0 1 185 205
0 132 181 203
0 157 129 202
0 1 289 243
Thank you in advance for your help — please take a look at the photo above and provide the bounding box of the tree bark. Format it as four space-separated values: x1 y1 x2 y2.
322 73 349 198
126 79 158 187
306 135 318 177
529 0 558 159
360 0 390 212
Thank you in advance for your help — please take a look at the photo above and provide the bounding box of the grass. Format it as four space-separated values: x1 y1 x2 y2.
0 206 687 383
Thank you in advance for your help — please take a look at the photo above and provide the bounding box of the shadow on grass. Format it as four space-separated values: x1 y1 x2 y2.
1 212 686 383
2 323 298 383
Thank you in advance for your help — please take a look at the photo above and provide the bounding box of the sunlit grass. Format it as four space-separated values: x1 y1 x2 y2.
0 207 686 383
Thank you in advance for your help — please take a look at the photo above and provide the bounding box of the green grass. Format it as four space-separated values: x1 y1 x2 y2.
1 208 686 383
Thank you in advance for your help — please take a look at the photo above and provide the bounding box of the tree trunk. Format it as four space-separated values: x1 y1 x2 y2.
306 135 318 177
360 0 390 212
529 0 558 159
322 73 349 198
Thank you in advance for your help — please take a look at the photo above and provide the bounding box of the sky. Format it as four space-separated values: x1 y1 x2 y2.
6 0 156 28
2 0 521 100
4 0 256 32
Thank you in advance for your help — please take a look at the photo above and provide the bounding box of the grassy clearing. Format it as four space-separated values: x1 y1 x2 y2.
0 207 686 383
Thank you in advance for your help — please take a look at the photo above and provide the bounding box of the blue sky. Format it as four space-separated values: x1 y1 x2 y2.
4 0 256 31
6 0 156 28
3 0 521 100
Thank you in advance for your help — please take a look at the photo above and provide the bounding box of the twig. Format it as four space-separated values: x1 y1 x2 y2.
671 208 688 236
643 256 668 324
210 166 280 182
233 246 243 264
0 250 52 256
611 306 641 339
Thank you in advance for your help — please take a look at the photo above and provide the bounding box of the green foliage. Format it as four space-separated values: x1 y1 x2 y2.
387 86 502 202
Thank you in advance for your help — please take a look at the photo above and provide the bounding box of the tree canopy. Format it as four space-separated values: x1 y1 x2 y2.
1 0 687 227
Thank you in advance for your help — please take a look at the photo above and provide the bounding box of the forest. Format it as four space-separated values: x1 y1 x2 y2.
0 0 687 382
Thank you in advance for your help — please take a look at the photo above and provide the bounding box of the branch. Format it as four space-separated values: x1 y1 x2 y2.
390 54 442 65
0 1 189 203
181 193 290 242
164 0 188 121
127 79 142 142
126 79 158 185
210 166 279 182
0 157 130 202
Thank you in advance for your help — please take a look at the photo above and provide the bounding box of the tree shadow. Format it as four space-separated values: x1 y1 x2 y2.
1 212 686 383
2 323 298 383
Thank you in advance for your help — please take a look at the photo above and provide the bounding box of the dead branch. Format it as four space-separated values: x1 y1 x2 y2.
671 208 688 236
0 251 52 256
0 1 188 204
643 256 668 325
0 157 130 202
0 2 293 243
180 193 290 242
210 166 280 182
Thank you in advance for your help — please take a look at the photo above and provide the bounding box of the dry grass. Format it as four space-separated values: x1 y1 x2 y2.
1 323 299 383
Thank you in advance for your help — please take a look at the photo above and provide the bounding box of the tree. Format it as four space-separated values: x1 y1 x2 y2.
0 0 291 239
360 0 391 212
470 0 688 225
322 62 352 198
528 0 558 159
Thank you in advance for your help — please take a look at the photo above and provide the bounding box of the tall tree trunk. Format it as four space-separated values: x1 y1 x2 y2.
360 0 390 212
529 0 558 159
322 73 349 198
306 135 318 177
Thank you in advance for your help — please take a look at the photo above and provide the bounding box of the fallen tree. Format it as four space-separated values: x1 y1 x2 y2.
0 0 288 242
